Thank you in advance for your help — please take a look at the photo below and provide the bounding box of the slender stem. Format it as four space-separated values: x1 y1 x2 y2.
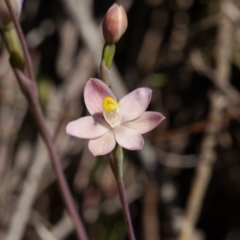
101 43 115 69
117 177 136 240
107 152 116 175
101 8 135 240
4 0 35 81
108 152 136 240
14 69 89 240
3 1 89 239
30 104 89 240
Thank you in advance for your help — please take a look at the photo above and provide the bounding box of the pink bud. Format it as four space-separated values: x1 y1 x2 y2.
0 0 23 29
102 4 128 44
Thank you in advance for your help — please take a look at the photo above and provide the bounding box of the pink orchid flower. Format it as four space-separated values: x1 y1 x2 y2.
66 78 165 156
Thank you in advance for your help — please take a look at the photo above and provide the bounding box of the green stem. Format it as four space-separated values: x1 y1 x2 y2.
102 43 116 69
100 43 115 84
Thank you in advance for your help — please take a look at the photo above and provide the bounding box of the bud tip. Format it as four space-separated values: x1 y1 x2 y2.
102 3 128 44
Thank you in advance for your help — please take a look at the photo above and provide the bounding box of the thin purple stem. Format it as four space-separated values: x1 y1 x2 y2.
29 97 88 240
108 153 136 240
13 58 89 240
29 102 89 240
117 178 136 240
4 1 89 239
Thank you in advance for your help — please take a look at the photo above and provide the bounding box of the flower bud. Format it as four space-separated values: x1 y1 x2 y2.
0 0 23 29
102 4 128 44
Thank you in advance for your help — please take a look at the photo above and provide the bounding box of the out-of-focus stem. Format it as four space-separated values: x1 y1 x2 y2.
4 1 89 240
13 69 89 240
29 100 89 240
178 0 234 239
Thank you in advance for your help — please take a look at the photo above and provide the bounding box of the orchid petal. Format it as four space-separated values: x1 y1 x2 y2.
119 88 152 122
114 125 144 150
123 112 165 134
88 131 116 156
66 116 110 139
84 78 116 115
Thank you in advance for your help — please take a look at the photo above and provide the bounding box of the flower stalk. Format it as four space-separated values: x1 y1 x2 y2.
110 138 136 240
3 1 89 240
65 3 164 240
108 146 136 240
102 4 135 240
102 43 116 69
100 43 115 83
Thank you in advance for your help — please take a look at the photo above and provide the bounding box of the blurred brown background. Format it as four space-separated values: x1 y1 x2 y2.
1 0 240 239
